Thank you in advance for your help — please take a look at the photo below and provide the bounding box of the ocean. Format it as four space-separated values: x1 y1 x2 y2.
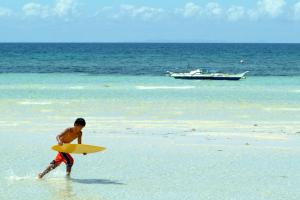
0 43 300 76
1 43 300 200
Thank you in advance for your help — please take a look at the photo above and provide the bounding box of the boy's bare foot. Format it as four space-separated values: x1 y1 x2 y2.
38 173 44 179
66 172 71 178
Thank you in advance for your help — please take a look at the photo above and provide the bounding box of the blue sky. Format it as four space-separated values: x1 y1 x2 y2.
0 0 300 42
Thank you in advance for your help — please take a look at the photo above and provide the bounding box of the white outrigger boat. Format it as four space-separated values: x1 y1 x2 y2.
167 69 249 80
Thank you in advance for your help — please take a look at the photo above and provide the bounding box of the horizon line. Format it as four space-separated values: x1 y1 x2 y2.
0 41 300 44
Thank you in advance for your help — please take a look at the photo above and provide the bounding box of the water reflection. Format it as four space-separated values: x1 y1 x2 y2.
56 178 78 200
44 177 106 200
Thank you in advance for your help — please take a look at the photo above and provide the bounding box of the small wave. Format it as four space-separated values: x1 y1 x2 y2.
68 86 85 90
7 175 37 181
264 107 300 111
18 101 53 105
136 86 195 90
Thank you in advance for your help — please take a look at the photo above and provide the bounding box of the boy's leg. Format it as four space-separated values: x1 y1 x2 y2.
60 152 74 176
38 161 58 178
38 152 63 178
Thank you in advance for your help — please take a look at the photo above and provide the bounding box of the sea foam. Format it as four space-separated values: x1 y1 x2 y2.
18 101 53 105
136 86 195 90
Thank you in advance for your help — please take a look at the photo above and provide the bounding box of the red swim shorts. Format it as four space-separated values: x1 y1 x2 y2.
51 152 74 167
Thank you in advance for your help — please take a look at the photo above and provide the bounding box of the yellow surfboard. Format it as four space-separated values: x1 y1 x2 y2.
51 144 106 154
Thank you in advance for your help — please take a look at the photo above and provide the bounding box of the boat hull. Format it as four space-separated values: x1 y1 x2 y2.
172 76 243 80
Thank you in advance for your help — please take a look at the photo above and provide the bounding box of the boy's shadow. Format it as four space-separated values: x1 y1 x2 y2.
70 178 124 185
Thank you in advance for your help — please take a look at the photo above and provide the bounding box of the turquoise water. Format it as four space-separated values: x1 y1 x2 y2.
0 74 299 122
1 73 300 200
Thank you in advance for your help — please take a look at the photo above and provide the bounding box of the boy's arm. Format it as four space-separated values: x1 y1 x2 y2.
56 129 68 145
77 131 82 144
78 132 86 155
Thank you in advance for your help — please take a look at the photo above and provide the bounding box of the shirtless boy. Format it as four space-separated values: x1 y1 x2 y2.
38 118 86 178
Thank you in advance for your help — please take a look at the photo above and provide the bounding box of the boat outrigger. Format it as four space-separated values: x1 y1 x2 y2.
167 69 249 80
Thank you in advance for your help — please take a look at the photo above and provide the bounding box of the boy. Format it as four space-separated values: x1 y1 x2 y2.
38 118 86 178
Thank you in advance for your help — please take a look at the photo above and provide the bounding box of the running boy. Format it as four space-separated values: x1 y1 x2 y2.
38 118 86 178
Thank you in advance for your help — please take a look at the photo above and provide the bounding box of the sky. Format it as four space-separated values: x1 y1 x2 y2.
0 0 300 42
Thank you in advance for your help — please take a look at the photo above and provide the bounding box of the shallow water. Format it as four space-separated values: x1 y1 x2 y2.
2 132 300 200
0 74 299 132
1 74 300 199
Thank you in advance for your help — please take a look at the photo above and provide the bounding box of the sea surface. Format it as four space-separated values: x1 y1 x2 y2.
0 43 300 76
0 43 300 200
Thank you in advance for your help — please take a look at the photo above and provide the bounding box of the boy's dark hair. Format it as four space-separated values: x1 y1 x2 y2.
74 118 86 127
